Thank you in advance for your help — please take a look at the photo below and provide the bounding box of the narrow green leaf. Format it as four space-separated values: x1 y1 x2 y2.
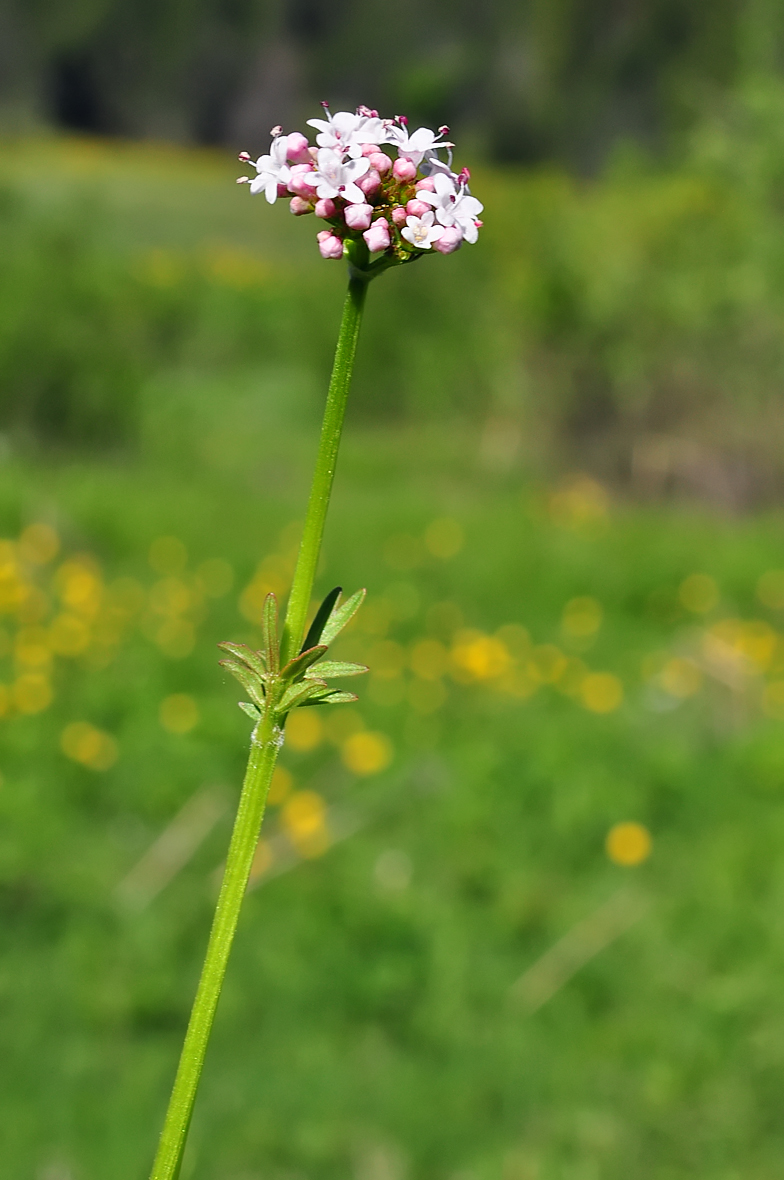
301 586 342 653
280 644 328 685
304 660 368 679
238 701 261 721
319 588 366 647
261 593 279 674
217 641 267 680
277 678 328 713
219 658 265 707
303 690 359 706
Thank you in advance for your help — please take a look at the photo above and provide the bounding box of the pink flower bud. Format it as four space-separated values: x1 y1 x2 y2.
317 230 344 260
393 157 417 182
344 203 374 231
357 169 381 197
416 177 436 192
315 197 337 219
363 219 391 253
369 152 392 174
289 196 311 215
308 146 318 160
391 206 408 227
406 199 430 218
277 183 289 198
286 132 311 164
361 143 381 157
433 226 463 254
288 164 317 197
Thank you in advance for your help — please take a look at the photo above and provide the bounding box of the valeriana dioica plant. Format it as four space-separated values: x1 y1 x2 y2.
148 105 482 1179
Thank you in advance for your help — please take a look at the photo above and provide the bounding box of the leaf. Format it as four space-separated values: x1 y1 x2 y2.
280 644 328 685
303 690 359 706
304 660 368 679
301 586 342 653
319 588 366 647
217 641 267 680
277 678 328 713
261 593 279 675
219 658 265 707
239 701 261 721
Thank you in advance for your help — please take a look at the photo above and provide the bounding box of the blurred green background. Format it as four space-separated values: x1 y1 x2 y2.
5 6 784 1180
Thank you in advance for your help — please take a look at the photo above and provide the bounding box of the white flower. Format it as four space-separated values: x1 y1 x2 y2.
248 135 291 203
307 110 385 158
401 211 444 250
311 148 370 204
384 124 452 166
417 172 484 244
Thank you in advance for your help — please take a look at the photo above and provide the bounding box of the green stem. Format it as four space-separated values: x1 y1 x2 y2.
148 273 368 1178
280 275 368 664
148 712 280 1180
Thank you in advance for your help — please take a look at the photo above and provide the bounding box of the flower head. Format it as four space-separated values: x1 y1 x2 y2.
401 211 444 250
312 148 370 205
243 134 291 204
239 105 483 273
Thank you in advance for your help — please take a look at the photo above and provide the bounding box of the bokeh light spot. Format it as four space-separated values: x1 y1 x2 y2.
580 672 623 713
61 722 118 770
282 790 329 856
13 673 52 714
679 573 719 614
424 517 464 559
341 731 393 775
159 693 199 734
149 535 188 575
19 523 60 565
606 822 652 866
268 766 293 804
196 558 234 597
562 596 603 638
285 710 323 751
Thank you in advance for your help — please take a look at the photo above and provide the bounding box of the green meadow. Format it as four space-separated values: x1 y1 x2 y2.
2 136 784 1180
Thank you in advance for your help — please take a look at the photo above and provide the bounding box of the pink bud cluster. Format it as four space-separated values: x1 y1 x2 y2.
237 106 483 268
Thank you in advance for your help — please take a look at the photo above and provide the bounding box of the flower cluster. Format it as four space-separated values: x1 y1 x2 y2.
237 105 483 274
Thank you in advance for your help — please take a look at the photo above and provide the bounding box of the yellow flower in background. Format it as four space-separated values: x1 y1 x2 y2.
159 694 199 734
450 630 510 682
424 517 464 559
409 638 448 680
606 822 652 866
49 613 91 656
679 573 719 614
528 644 567 684
549 475 609 531
285 710 324 751
580 672 623 713
268 766 293 804
14 627 51 669
561 596 603 639
281 790 329 856
61 722 118 770
659 657 702 699
341 731 393 775
149 535 188 576
18 523 60 565
56 559 102 619
196 558 234 598
13 673 52 714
